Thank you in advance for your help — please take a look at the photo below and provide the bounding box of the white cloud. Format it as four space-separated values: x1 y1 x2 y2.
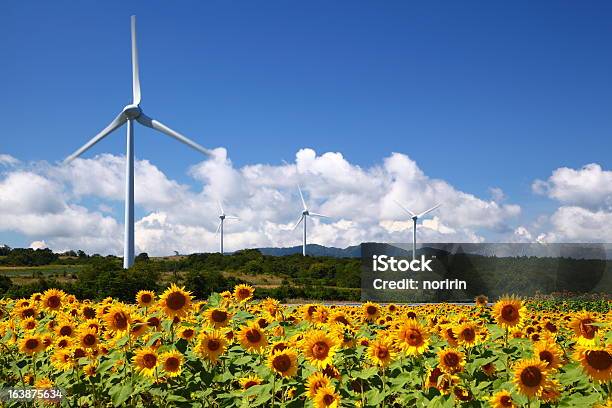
0 149 523 255
532 163 612 211
29 240 48 250
0 154 19 167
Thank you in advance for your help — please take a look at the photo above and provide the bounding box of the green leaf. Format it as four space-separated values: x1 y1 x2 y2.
110 383 133 407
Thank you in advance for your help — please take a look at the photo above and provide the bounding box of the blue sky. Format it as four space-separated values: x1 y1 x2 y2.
1 1 612 252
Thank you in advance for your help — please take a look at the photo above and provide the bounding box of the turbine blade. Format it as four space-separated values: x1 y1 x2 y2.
309 212 329 218
64 113 127 163
417 203 441 218
292 215 304 231
392 199 416 217
215 220 222 234
297 185 307 210
131 15 141 105
218 200 224 216
225 216 239 220
136 113 213 157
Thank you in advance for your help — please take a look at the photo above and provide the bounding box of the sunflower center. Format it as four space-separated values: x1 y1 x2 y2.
461 328 476 342
58 339 68 348
140 294 152 303
47 295 61 309
580 319 597 339
207 339 221 351
26 321 35 329
545 322 557 332
323 394 335 405
539 351 553 365
446 328 457 340
237 289 251 299
83 307 96 319
166 292 187 310
272 354 292 372
246 329 262 343
83 334 96 346
520 366 542 387
501 305 518 321
25 339 40 350
407 311 417 319
147 317 160 328
335 316 349 325
377 346 389 359
585 350 612 371
273 343 288 353
74 348 87 359
406 328 423 345
22 308 36 318
312 341 330 359
182 328 194 338
443 352 460 367
211 310 228 323
113 312 128 330
165 357 180 371
60 326 72 336
143 353 157 368
366 306 377 315
244 380 258 389
500 395 512 407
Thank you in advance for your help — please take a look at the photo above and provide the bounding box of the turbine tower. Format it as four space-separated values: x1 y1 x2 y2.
292 186 329 256
393 200 441 260
215 201 238 255
64 16 214 268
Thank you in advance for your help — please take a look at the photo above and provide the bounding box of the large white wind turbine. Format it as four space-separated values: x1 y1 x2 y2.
215 201 238 255
64 16 214 268
292 186 329 256
393 200 441 260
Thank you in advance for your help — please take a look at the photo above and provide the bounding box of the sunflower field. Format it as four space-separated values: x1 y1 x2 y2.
0 285 610 407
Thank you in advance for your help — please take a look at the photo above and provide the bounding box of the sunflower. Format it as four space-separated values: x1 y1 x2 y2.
132 347 159 378
575 344 612 382
569 311 599 345
160 350 183 377
41 289 65 312
55 336 73 350
20 317 36 331
540 379 561 403
475 295 489 307
533 340 563 370
136 290 156 307
197 330 227 364
130 317 149 338
77 327 99 349
488 390 516 408
103 304 132 333
512 358 549 397
313 306 330 324
328 310 352 327
366 336 396 367
268 348 298 377
233 284 255 303
302 330 339 369
178 326 196 341
362 302 381 322
238 322 268 353
492 296 525 328
54 318 76 337
204 307 232 328
455 322 479 347
305 372 332 399
393 319 430 355
83 363 97 378
314 386 340 408
302 304 318 323
19 334 44 355
438 349 465 374
239 374 262 390
441 324 459 347
51 349 74 370
159 284 193 318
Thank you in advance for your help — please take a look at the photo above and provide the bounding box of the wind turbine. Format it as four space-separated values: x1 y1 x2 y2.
393 200 441 260
215 201 238 255
64 16 214 268
292 186 329 256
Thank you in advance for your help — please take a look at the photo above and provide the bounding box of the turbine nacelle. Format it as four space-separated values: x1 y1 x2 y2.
122 104 142 119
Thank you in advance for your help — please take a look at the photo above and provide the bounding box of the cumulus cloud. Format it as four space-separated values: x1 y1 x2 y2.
0 154 19 167
531 163 612 242
29 240 48 250
0 149 522 255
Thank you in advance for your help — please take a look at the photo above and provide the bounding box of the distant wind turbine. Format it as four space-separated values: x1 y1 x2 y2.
215 201 239 255
393 200 441 259
292 186 329 256
64 16 215 268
